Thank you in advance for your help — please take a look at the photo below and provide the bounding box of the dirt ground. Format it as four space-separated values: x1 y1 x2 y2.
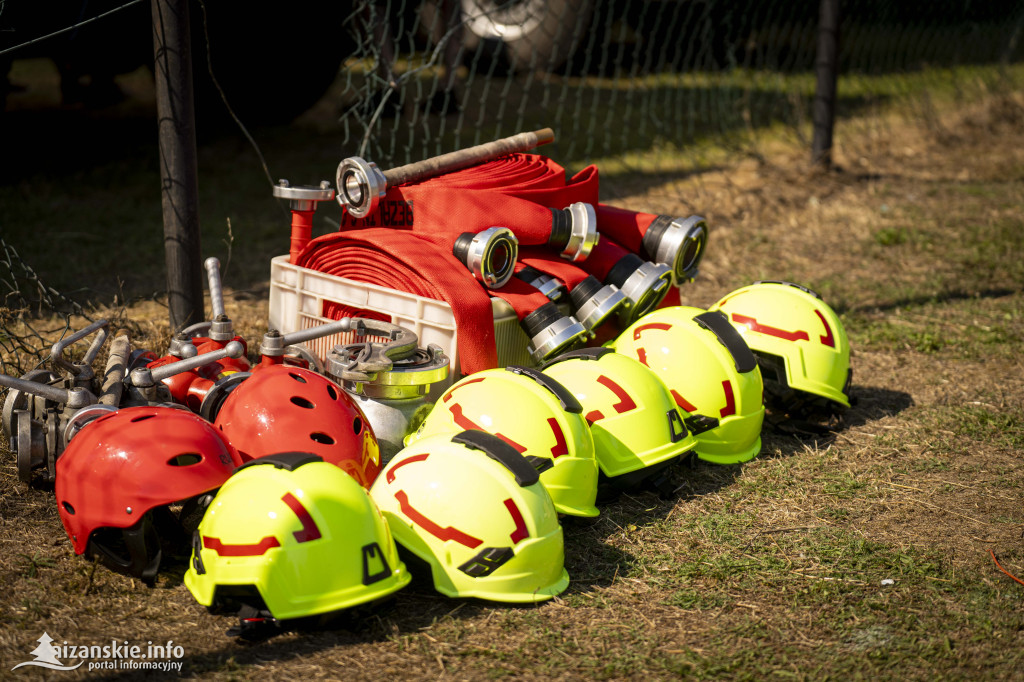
1 82 1022 679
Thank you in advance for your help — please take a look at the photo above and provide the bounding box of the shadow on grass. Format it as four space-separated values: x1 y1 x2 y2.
758 386 914 459
841 287 1022 316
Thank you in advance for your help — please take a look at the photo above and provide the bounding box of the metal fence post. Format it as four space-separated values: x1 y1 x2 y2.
152 0 203 330
812 0 841 168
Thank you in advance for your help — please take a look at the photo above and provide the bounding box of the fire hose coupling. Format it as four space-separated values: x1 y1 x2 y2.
328 343 449 399
335 158 386 219
452 227 519 289
605 254 673 327
516 265 568 302
570 275 629 335
521 302 588 363
641 214 708 284
548 202 599 262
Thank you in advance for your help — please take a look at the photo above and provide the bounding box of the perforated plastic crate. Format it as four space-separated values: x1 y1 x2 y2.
268 255 535 388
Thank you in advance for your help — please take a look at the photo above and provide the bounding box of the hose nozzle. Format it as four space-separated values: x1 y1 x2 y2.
453 227 519 289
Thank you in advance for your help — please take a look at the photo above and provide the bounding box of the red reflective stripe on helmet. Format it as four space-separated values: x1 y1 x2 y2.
720 380 736 418
386 452 430 484
815 309 836 347
671 389 699 414
547 417 568 457
597 375 637 413
394 489 482 548
442 377 486 403
636 348 649 366
203 534 281 557
585 410 604 424
448 403 527 453
504 498 529 545
731 313 809 342
633 322 672 340
282 492 322 543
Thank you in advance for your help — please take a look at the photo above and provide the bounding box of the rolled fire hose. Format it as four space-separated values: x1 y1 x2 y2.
296 229 586 373
338 153 600 264
297 229 497 375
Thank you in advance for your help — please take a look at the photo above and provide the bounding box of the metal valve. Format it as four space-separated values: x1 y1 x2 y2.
1 319 111 484
274 179 336 263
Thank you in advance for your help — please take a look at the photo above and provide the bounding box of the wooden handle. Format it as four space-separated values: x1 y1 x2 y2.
383 128 555 187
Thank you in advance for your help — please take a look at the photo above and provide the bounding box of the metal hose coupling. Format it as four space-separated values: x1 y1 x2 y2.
452 227 519 289
569 275 629 337
335 156 387 218
605 254 673 327
521 302 589 363
641 215 708 284
515 265 568 302
548 202 599 262
329 344 450 462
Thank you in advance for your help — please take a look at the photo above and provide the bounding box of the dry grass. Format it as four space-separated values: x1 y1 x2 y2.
1 70 1023 680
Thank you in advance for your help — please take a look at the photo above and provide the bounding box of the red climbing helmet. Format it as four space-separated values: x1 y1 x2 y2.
213 365 381 488
56 405 241 581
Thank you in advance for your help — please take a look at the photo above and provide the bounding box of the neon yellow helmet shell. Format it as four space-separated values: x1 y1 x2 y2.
539 348 697 479
611 306 765 464
710 281 851 411
406 366 599 518
370 430 569 603
185 453 410 620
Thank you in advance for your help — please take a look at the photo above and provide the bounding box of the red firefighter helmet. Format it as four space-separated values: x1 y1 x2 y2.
55 405 241 581
213 365 381 488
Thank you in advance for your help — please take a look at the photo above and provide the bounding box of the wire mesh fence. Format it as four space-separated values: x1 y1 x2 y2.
1 0 1023 375
334 0 1024 168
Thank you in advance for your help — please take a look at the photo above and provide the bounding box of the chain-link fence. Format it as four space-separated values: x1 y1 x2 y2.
2 0 1023 373
334 0 1024 168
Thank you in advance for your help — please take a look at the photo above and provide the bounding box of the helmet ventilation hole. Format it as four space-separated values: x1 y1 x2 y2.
62 501 76 515
326 384 338 400
310 432 335 445
289 372 308 384
290 396 315 409
168 453 203 466
353 417 363 434
130 414 156 423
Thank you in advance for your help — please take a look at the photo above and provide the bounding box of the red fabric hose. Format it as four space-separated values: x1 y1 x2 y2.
594 203 659 257
517 247 591 290
577 235 633 282
339 154 600 251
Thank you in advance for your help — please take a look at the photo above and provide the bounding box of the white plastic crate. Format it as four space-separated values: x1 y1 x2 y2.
268 255 535 390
